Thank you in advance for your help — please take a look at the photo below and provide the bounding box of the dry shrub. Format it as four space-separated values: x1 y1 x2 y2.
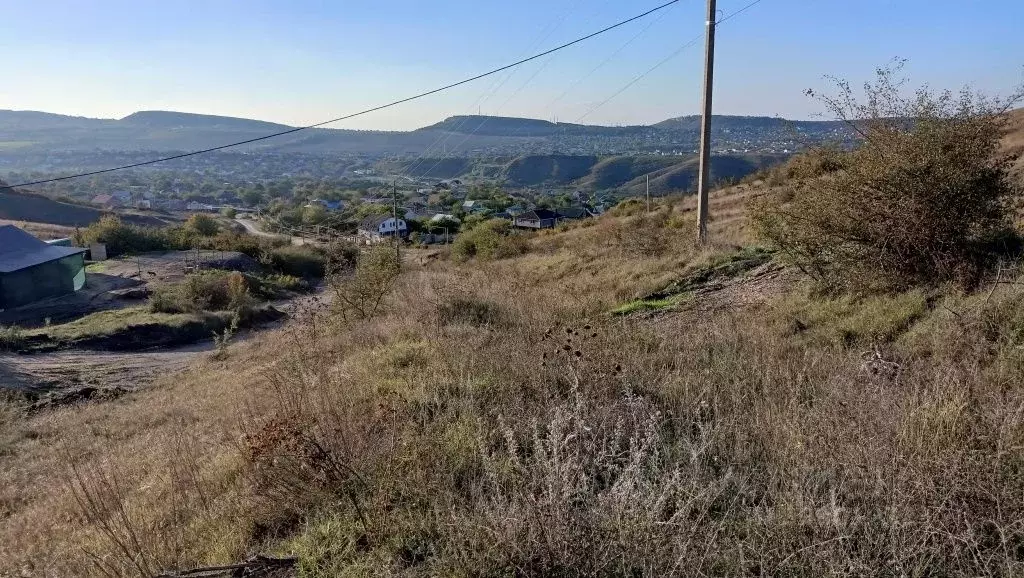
150 270 254 314
249 275 1024 576
328 245 401 321
753 62 1024 292
606 210 676 257
0 393 26 459
436 295 504 328
267 245 328 279
765 145 847 186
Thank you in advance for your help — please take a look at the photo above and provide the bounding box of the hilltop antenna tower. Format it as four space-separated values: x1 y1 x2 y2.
696 0 717 243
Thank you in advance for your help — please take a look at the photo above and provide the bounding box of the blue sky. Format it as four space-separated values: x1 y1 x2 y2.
0 0 1021 130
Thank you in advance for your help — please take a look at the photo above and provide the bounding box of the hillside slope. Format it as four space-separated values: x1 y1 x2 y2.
0 183 168 228
7 171 1024 575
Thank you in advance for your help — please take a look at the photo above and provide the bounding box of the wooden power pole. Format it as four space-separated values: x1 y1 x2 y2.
392 180 401 264
696 0 717 243
646 174 651 213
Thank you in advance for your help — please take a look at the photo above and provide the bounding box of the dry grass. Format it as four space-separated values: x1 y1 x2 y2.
0 219 76 241
2 182 1024 576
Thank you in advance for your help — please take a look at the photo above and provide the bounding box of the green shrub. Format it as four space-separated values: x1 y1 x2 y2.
452 219 528 262
73 216 192 257
752 64 1023 292
267 245 328 278
764 146 847 186
261 274 305 293
329 245 401 321
203 232 285 259
186 213 220 237
150 271 254 314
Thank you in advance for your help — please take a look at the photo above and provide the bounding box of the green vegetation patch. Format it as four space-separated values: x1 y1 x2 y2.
452 219 529 262
779 288 932 347
25 306 233 350
612 246 773 316
663 246 775 294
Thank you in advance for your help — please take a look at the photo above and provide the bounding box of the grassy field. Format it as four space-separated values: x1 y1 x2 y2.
0 111 1023 576
0 177 1021 575
23 306 231 347
0 219 77 240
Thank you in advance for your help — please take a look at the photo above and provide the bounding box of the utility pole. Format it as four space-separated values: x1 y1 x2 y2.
696 0 717 244
392 179 401 265
646 174 651 213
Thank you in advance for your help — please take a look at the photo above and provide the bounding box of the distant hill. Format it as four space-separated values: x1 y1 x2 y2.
0 109 847 158
421 116 563 137
504 155 600 186
653 114 845 132
120 111 294 132
422 115 654 138
376 153 782 192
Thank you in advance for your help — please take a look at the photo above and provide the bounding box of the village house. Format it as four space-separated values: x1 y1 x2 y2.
308 199 345 211
358 215 408 242
90 194 121 209
513 207 592 229
513 209 560 229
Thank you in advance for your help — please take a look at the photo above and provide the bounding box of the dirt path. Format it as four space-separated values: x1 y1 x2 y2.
0 291 329 400
235 217 311 246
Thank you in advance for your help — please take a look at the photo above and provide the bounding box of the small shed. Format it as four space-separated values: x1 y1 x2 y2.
0 225 88 309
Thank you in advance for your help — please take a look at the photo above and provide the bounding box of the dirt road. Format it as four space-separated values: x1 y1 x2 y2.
0 291 328 401
235 217 311 246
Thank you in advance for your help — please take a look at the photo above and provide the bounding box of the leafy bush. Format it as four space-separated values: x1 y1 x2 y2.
752 63 1023 292
267 245 328 279
204 232 285 259
73 216 192 257
150 271 254 314
764 145 847 186
451 219 528 262
329 245 401 321
186 214 220 237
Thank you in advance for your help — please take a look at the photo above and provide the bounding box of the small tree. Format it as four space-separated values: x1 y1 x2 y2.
329 245 401 321
752 61 1023 292
187 213 220 237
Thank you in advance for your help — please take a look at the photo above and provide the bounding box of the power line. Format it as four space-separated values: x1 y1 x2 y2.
576 35 702 123
576 0 767 123
417 0 683 178
401 0 585 181
2 0 683 191
549 5 676 114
